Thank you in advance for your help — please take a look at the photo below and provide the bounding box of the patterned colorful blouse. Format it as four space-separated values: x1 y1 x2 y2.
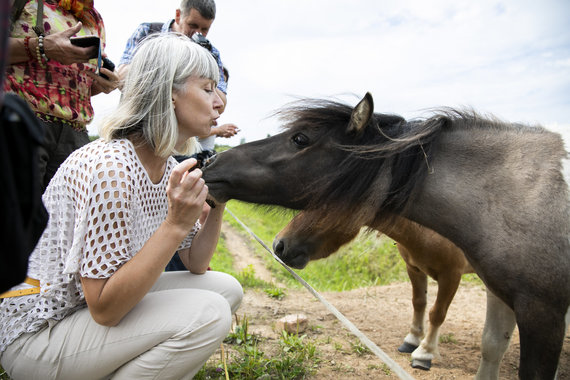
4 1 106 131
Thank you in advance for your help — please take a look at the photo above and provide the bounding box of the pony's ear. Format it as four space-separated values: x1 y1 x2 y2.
347 92 374 135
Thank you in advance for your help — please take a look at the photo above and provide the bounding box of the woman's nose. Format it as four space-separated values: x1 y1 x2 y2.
214 93 224 109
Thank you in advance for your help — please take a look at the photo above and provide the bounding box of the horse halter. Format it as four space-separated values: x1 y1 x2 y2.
195 154 216 208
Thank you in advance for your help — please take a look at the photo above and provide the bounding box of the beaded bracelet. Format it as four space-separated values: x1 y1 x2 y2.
23 36 34 61
36 34 48 68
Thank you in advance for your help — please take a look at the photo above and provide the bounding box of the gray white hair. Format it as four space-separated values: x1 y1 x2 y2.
180 0 216 19
100 33 220 157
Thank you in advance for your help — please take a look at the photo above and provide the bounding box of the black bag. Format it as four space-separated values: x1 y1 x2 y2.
0 94 48 292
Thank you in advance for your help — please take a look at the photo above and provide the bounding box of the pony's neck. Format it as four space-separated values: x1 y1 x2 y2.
396 125 568 259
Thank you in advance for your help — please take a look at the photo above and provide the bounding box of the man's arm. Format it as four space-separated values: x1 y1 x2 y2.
116 64 130 85
201 123 239 139
117 23 153 87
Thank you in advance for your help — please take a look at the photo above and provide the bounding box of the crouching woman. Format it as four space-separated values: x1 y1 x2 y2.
0 33 242 379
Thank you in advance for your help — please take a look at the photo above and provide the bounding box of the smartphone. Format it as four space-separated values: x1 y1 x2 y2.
70 36 100 59
100 57 115 80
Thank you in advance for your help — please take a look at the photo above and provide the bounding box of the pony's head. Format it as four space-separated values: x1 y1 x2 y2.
273 209 362 268
204 93 435 221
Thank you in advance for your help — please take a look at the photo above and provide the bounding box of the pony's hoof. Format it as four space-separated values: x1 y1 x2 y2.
411 358 432 370
398 342 418 353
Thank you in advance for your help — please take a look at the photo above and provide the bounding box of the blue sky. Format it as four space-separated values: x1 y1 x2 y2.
91 0 570 145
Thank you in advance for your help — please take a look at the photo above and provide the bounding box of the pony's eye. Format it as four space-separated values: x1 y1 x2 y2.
292 133 310 148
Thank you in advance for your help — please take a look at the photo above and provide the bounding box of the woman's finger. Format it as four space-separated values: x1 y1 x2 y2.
170 158 198 185
180 169 204 193
196 184 209 205
99 68 119 82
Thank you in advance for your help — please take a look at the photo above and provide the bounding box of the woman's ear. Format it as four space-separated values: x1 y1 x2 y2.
172 87 181 109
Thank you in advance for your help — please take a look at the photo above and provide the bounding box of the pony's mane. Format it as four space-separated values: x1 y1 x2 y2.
276 99 545 228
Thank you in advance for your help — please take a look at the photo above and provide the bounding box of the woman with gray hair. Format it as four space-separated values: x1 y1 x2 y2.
0 33 243 379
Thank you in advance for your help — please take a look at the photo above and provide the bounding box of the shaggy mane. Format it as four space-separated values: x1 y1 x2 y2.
275 99 546 228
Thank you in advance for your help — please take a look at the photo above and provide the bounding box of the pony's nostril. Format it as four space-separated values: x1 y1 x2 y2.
273 239 285 256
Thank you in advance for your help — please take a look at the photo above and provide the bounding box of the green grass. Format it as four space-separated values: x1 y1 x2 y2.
209 231 236 275
461 272 483 284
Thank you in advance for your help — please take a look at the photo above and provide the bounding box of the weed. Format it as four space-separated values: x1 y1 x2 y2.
461 272 484 286
224 315 258 346
439 332 458 344
351 340 371 356
381 363 392 375
234 265 270 289
263 286 286 300
333 341 344 352
0 367 9 380
309 324 323 333
279 331 305 352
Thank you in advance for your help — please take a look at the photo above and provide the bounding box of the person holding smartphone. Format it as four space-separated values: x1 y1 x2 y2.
5 0 119 192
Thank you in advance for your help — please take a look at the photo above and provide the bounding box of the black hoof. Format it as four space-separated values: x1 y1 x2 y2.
411 358 432 370
398 342 418 353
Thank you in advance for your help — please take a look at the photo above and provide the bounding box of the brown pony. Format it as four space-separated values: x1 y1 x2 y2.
203 93 570 379
275 211 475 371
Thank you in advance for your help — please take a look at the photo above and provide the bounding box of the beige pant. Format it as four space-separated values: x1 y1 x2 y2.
1 271 243 380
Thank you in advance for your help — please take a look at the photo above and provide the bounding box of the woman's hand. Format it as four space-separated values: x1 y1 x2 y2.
43 22 97 65
87 67 119 95
165 158 209 232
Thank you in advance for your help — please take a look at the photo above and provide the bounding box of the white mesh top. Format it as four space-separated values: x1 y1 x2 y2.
0 138 200 353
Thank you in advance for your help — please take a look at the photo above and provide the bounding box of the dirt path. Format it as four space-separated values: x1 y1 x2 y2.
222 221 276 284
220 222 570 379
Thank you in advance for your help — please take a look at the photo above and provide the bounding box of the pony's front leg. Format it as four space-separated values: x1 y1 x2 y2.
475 288 515 380
411 270 462 370
398 262 427 354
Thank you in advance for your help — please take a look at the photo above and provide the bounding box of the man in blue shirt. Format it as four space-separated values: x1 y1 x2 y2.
117 0 227 98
